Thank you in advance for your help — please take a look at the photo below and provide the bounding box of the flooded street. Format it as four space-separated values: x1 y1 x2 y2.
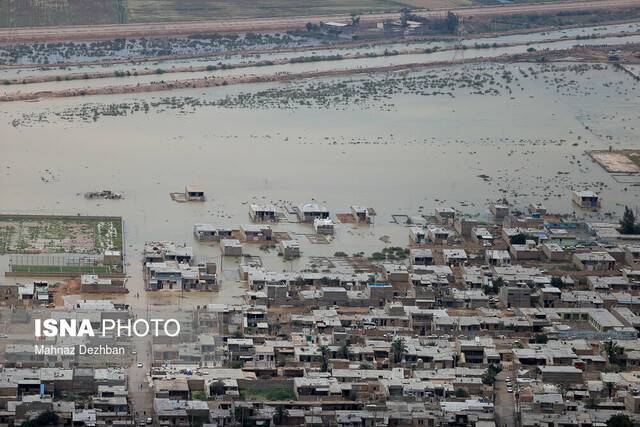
1 58 640 305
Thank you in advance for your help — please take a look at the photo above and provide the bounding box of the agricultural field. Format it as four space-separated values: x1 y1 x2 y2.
126 0 408 22
0 0 126 28
0 215 123 255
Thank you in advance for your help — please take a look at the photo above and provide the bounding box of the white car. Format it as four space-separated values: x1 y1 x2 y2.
507 387 513 393
137 362 144 368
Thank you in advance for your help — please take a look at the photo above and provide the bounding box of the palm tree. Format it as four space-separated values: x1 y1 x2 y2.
602 340 620 366
318 345 330 372
391 337 407 365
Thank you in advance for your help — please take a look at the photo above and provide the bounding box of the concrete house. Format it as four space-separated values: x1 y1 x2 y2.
625 245 640 268
249 204 279 222
314 218 335 235
193 223 217 241
185 185 205 201
410 249 433 267
485 250 511 267
472 227 494 247
297 203 330 223
409 227 426 244
221 239 243 257
278 240 301 259
573 252 615 271
351 206 375 224
239 224 273 242
442 249 468 266
572 190 600 209
510 240 540 261
435 207 456 224
427 225 451 245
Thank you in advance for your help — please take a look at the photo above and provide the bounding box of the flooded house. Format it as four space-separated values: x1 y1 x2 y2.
297 203 330 223
221 239 243 257
491 204 510 219
249 204 279 222
185 185 205 201
144 241 194 264
350 206 375 224
435 207 456 225
314 218 335 235
239 224 273 242
572 191 600 209
409 227 426 244
145 261 216 291
427 225 452 245
278 240 301 259
193 224 234 242
193 223 217 241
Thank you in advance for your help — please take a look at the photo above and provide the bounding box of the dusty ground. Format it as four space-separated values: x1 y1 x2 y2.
0 0 127 28
590 150 640 173
1 0 638 42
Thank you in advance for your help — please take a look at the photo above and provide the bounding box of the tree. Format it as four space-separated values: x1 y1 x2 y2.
445 11 460 34
482 364 502 385
602 340 620 366
391 337 408 365
534 334 548 344
274 405 285 425
620 206 638 234
400 7 411 26
350 13 361 28
550 276 565 289
511 233 527 245
20 411 58 427
455 388 468 398
318 345 330 372
607 414 633 427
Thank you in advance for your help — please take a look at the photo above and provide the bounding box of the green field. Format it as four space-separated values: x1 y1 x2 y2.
11 265 113 274
0 215 123 255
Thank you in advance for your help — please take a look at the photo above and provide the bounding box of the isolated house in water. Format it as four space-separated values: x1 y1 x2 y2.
314 218 335 235
249 204 279 222
350 206 375 224
297 203 330 223
572 191 600 209
185 185 205 201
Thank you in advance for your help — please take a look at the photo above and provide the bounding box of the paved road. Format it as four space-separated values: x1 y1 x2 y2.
494 367 517 427
128 334 154 425
0 0 638 42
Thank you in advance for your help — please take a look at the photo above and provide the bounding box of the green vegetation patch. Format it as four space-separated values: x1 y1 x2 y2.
239 387 295 401
12 265 113 274
0 215 123 255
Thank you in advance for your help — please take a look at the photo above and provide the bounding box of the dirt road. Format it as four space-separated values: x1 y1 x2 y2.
0 0 639 43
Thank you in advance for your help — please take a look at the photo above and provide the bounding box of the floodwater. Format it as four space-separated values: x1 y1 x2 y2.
1 35 640 308
2 22 640 95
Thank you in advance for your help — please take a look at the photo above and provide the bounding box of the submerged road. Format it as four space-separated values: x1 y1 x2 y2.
0 0 639 43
